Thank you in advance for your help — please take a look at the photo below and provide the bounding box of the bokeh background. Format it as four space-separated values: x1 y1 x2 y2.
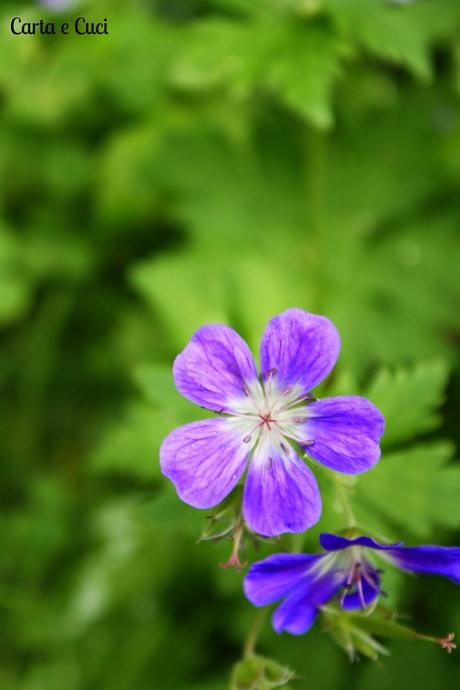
2 0 460 688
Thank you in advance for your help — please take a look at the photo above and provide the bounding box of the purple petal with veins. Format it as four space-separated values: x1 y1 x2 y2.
242 438 321 536
302 396 384 474
260 308 340 394
173 324 258 413
160 418 250 509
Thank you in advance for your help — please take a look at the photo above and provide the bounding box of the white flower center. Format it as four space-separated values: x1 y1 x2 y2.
224 374 314 449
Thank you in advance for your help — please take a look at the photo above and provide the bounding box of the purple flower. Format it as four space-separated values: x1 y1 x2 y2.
160 309 384 536
244 533 460 635
40 0 76 9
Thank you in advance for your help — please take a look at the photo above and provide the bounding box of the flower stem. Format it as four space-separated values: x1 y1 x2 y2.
291 531 306 553
243 608 268 658
334 475 356 528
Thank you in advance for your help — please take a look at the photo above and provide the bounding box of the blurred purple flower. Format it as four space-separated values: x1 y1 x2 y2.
160 309 384 536
39 0 76 10
244 533 460 635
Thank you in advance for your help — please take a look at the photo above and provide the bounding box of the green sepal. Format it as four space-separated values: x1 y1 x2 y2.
198 486 243 543
231 655 296 690
321 604 455 660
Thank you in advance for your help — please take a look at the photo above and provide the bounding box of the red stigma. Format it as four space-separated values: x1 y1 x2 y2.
258 413 276 430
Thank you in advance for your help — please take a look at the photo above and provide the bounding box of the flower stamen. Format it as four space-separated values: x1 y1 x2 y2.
285 392 317 409
340 557 379 610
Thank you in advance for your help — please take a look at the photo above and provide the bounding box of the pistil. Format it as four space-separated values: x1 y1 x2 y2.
258 413 276 430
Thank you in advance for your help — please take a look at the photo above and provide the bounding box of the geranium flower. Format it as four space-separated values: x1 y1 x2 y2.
40 0 76 9
244 533 460 635
160 309 384 536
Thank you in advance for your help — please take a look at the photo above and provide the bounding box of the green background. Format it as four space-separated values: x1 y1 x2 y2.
1 0 460 688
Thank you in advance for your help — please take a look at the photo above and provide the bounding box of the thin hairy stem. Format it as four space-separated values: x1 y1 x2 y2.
243 608 268 658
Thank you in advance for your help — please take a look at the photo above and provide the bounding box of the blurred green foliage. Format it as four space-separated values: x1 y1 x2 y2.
1 0 460 688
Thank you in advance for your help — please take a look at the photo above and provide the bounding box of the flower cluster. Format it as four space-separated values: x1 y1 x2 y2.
160 308 459 656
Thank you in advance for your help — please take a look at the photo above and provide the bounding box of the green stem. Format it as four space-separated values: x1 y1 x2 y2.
243 608 268 659
290 531 306 553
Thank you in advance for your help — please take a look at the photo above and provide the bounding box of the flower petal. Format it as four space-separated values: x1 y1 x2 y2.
272 592 318 635
303 396 384 474
319 532 399 551
160 418 249 509
320 535 460 585
260 309 340 394
387 545 460 584
272 569 343 635
319 533 399 552
244 553 323 606
173 324 258 412
243 439 321 536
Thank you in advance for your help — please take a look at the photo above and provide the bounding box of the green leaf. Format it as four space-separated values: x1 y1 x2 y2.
325 0 460 81
89 402 164 480
129 251 231 348
365 360 449 447
134 362 209 426
266 24 350 128
90 365 208 479
97 121 163 223
170 19 267 95
133 363 185 409
171 17 348 127
146 486 204 537
354 441 460 539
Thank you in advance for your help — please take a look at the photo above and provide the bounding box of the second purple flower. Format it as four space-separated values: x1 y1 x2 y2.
160 308 384 536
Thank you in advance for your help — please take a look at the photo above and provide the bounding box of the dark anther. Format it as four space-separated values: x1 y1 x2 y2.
267 457 273 469
280 442 288 453
243 435 252 443
266 368 278 378
343 583 353 591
